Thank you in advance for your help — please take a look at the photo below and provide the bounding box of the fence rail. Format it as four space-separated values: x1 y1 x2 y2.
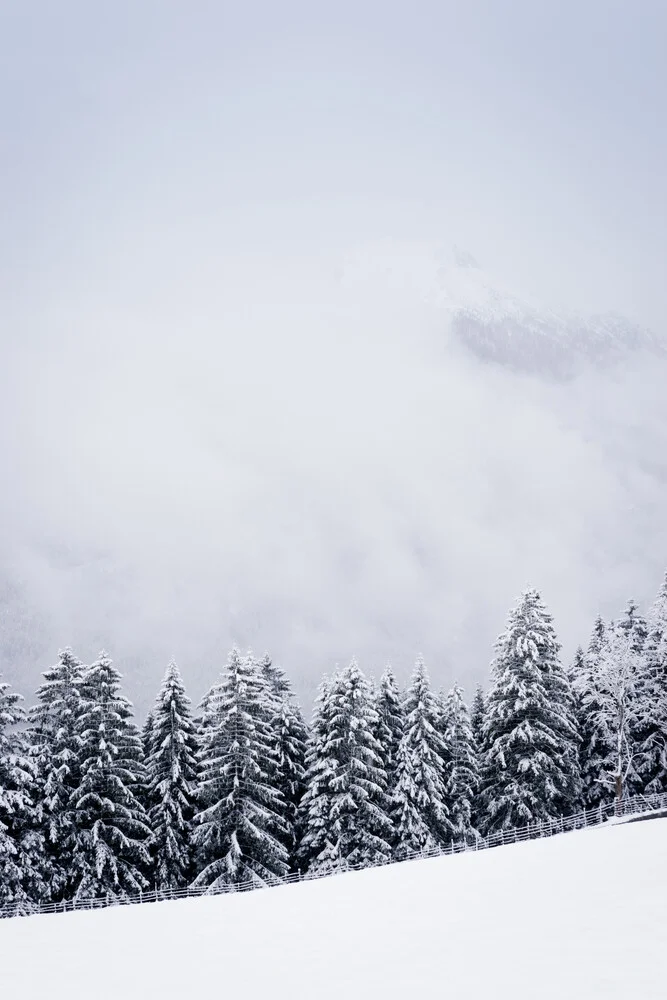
2 792 666 922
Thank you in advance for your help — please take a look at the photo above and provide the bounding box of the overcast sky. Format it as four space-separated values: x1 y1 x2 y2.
3 1 666 324
1 1 666 711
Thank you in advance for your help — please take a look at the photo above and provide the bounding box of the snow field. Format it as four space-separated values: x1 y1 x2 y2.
1 817 664 1000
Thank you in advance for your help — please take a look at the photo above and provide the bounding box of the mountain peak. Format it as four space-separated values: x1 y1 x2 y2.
339 240 665 380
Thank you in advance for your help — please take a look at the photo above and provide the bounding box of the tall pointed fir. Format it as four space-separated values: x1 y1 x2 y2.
567 646 586 694
145 662 199 890
0 672 46 910
618 598 650 792
298 660 393 873
616 598 649 653
441 684 480 843
571 617 608 808
141 709 156 759
374 667 404 840
478 589 581 833
571 615 609 809
194 684 218 747
470 685 485 751
469 684 486 832
70 652 151 899
136 707 156 818
28 648 86 901
192 649 289 888
393 657 452 858
258 654 307 871
297 676 336 871
638 574 667 793
567 645 587 789
258 652 292 702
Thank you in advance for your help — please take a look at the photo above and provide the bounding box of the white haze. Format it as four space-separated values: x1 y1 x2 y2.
2 249 667 711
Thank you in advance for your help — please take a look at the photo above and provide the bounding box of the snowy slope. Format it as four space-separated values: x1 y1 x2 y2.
1 818 665 999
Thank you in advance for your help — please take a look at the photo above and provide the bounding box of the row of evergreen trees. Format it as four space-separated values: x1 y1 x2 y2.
1 576 666 909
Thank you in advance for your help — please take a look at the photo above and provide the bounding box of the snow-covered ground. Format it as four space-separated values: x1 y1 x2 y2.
1 818 665 999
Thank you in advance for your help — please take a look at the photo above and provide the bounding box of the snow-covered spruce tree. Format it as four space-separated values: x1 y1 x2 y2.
478 589 581 833
298 661 393 873
393 657 452 858
192 648 289 888
374 668 404 848
618 599 650 793
567 645 586 693
273 698 308 870
637 574 667 794
141 709 156 759
568 645 589 793
27 648 86 901
258 652 292 702
70 652 151 900
135 707 156 818
297 676 336 872
470 685 485 750
583 621 643 804
469 684 486 832
571 618 609 808
374 668 404 797
145 662 199 890
248 652 307 869
194 683 218 746
258 656 308 871
441 684 480 843
0 673 46 910
616 598 649 653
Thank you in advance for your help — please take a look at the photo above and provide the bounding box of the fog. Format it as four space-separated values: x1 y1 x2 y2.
1 2 666 713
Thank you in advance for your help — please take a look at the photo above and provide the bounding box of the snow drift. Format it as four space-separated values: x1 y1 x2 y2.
0 816 664 999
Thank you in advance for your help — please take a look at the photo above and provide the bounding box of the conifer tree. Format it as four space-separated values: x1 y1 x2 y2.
141 709 156 759
299 660 392 873
146 662 199 889
469 684 486 832
567 646 586 693
618 599 650 794
394 657 452 858
194 684 218 746
589 615 607 660
478 589 581 832
374 668 404 797
297 676 336 871
638 574 667 793
135 707 156 819
617 598 649 653
257 653 308 859
0 673 45 910
470 685 485 750
271 694 307 870
258 652 291 702
441 684 480 843
28 648 86 900
70 652 151 899
572 618 608 808
568 645 588 788
192 649 289 888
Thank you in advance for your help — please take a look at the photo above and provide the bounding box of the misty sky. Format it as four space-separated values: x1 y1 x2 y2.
1 1 666 712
